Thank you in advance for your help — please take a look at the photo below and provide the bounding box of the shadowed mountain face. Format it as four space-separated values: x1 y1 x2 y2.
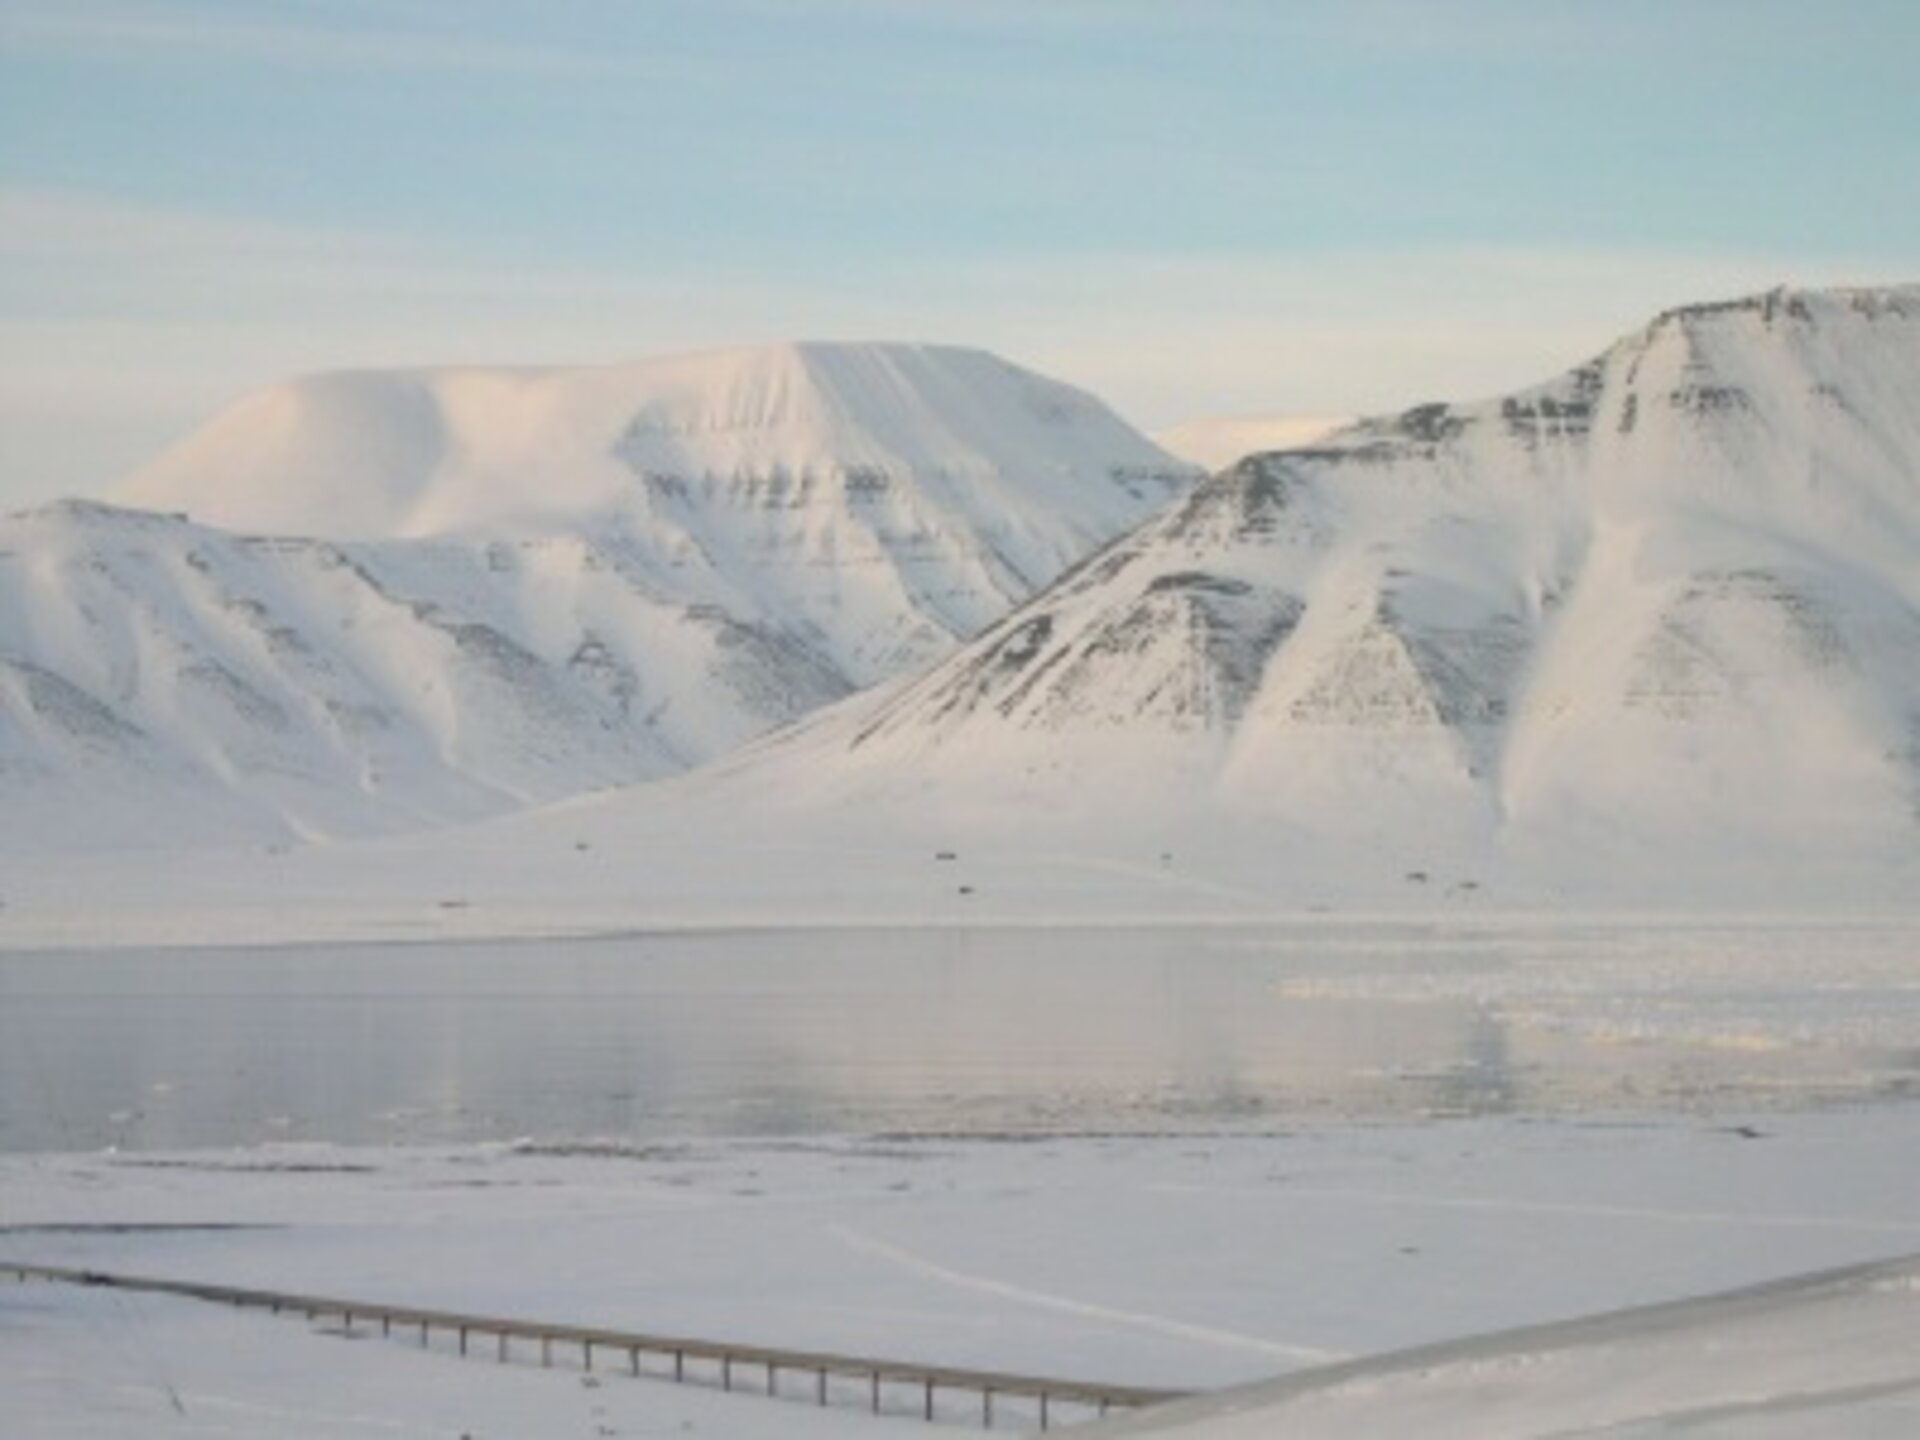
815 287 1920 857
0 345 1195 850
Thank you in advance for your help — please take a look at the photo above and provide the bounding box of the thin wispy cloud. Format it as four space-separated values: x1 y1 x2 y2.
0 188 403 264
1 0 617 76
3 2 1913 508
5 185 1905 508
937 246 1918 424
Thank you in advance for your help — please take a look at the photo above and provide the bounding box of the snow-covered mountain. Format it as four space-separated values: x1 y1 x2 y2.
1152 414 1346 471
0 344 1195 850
118 342 1188 553
626 285 1920 905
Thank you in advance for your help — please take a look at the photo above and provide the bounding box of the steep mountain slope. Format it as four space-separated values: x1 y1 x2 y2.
613 285 1920 903
1 345 1195 850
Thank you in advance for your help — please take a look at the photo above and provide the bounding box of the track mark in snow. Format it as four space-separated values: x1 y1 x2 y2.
830 1225 1346 1364
1149 1183 1920 1235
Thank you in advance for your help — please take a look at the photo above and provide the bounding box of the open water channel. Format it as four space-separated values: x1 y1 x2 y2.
3 922 1916 1151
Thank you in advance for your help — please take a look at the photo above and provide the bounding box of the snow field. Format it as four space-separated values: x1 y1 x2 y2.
5 1108 1918 1436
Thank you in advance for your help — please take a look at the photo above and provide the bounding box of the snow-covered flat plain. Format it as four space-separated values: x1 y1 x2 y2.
4 1109 1917 1436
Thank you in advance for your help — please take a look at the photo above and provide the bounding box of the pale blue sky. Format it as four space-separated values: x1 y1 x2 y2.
3 0 1917 505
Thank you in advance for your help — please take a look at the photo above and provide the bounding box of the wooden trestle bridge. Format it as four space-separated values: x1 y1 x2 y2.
5 1260 1189 1431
